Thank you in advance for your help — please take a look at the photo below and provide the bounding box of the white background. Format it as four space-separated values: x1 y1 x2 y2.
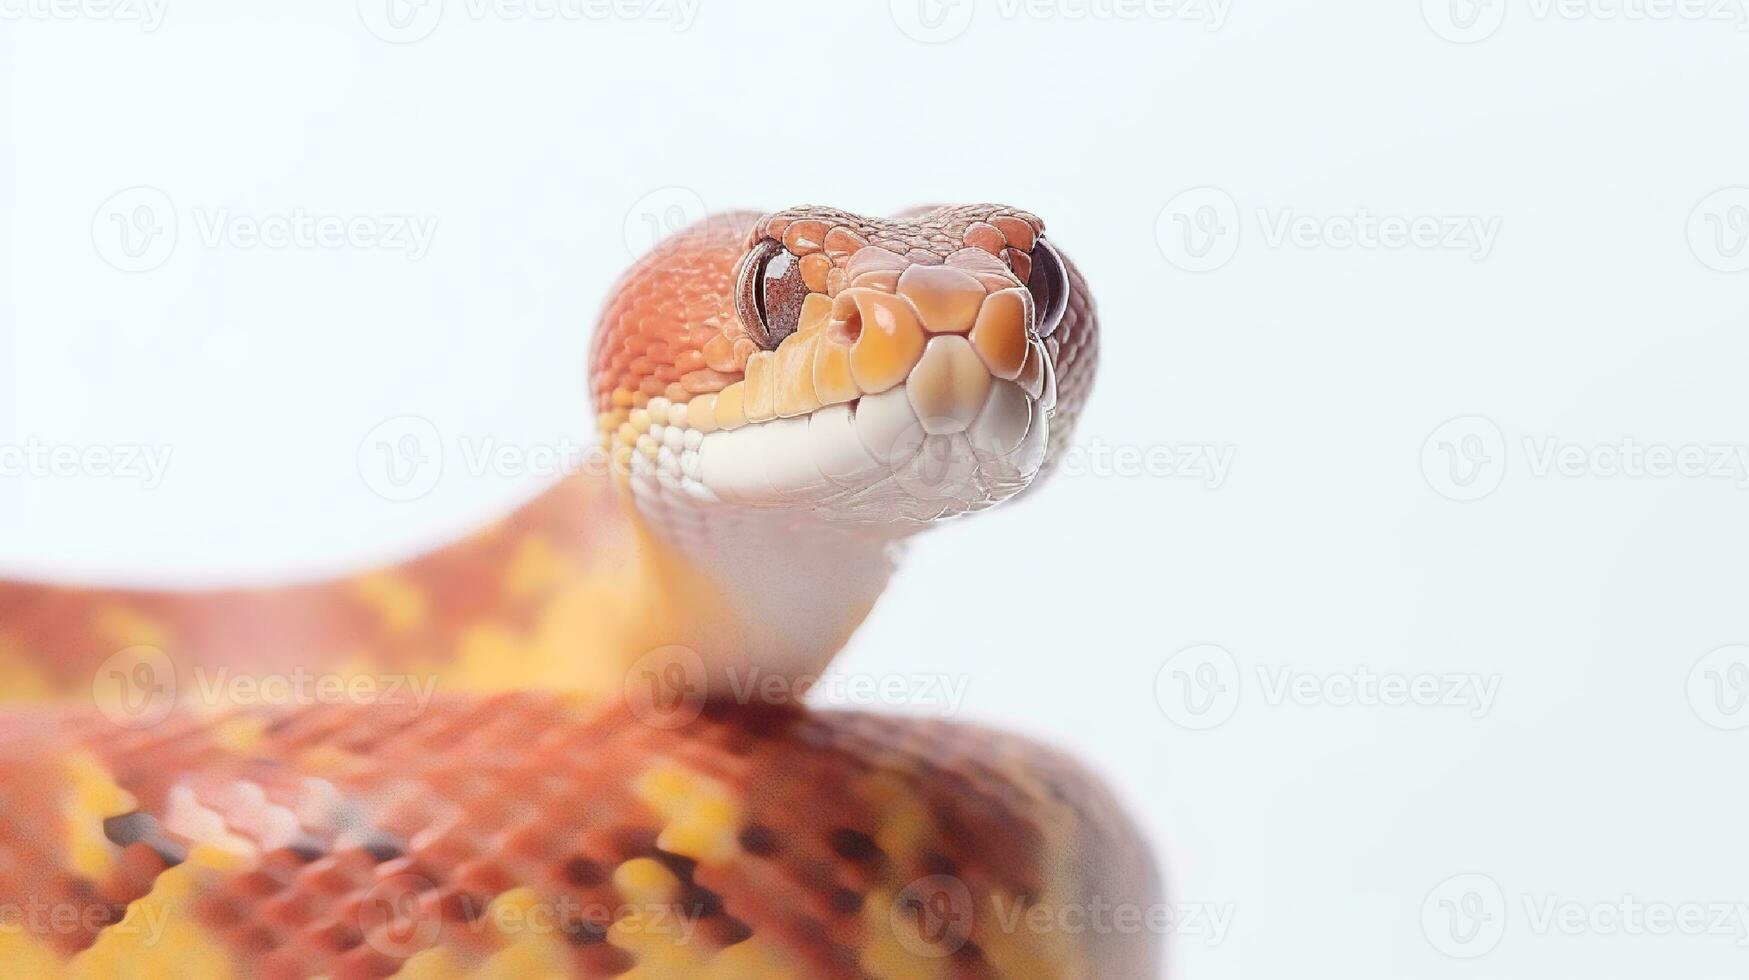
4 1 1749 977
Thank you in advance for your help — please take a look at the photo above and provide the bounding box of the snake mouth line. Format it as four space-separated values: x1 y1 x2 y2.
630 376 1045 523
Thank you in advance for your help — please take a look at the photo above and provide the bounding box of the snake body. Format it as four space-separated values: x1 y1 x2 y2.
0 206 1159 978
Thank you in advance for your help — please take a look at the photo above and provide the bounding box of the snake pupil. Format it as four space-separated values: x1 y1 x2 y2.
737 239 807 350
1026 238 1069 338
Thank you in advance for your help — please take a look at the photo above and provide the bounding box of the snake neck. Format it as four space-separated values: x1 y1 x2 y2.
628 488 905 691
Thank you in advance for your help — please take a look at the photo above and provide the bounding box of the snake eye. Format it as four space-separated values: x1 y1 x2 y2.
736 239 809 350
1025 237 1069 338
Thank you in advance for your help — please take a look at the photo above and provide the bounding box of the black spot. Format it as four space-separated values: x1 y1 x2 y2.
829 887 864 915
360 832 406 863
719 917 754 946
101 812 156 848
651 849 699 882
798 858 836 890
827 828 884 863
953 938 988 964
101 812 187 866
610 825 660 859
562 856 607 888
922 850 958 877
791 915 830 945
440 890 489 923
286 836 328 863
679 883 723 919
738 824 780 857
564 919 609 946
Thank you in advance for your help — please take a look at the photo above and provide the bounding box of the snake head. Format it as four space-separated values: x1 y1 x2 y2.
592 204 1097 532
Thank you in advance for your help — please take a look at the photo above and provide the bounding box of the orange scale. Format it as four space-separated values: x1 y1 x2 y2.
992 214 1036 250
672 350 706 374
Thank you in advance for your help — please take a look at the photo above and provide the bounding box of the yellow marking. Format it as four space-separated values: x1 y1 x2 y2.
861 772 933 870
91 607 171 651
975 888 1086 980
437 496 737 700
64 752 138 882
0 632 55 701
210 716 265 754
607 860 700 978
69 845 244 979
696 939 806 980
294 742 362 776
504 535 572 598
0 926 63 978
634 766 740 866
611 857 680 907
477 887 577 978
394 887 578 979
397 947 473 979
354 573 430 636
860 887 953 980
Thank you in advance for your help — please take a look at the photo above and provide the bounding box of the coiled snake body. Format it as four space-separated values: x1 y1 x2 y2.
0 206 1159 978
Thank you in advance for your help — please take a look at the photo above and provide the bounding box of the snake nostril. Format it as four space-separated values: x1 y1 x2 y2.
827 306 863 346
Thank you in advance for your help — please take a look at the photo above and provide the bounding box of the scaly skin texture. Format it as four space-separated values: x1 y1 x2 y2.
0 206 1157 978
